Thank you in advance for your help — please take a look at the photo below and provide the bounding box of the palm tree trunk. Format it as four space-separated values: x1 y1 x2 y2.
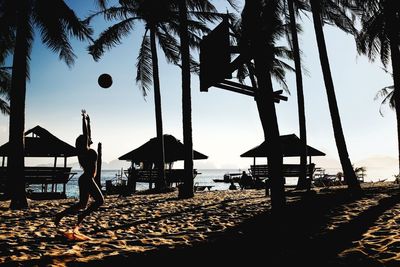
149 27 167 190
254 64 286 210
288 0 308 190
310 0 361 193
243 0 285 210
385 0 400 174
9 2 29 209
178 0 194 199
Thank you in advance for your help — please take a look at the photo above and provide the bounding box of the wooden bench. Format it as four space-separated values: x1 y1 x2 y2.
114 169 199 194
130 169 198 183
249 163 316 179
0 166 76 199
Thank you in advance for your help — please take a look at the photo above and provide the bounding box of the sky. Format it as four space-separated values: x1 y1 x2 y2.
0 1 397 180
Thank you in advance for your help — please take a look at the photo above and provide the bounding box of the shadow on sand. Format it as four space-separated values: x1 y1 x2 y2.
3 186 399 267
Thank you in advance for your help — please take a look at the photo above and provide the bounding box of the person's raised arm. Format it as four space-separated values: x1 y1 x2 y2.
86 114 93 145
81 109 89 146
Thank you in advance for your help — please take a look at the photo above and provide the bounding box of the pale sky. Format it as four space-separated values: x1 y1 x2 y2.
0 1 397 180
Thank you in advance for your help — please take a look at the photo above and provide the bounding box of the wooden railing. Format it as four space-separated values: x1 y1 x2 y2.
0 166 75 184
249 163 316 179
129 169 198 183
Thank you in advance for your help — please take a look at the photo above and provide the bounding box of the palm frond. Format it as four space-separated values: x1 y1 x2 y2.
0 98 9 115
36 0 93 40
94 0 110 10
136 33 152 97
88 18 137 61
235 63 250 84
0 66 11 97
85 6 136 24
34 0 93 67
157 28 180 65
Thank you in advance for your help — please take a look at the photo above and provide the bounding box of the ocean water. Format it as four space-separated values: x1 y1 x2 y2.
39 168 299 199
26 166 391 199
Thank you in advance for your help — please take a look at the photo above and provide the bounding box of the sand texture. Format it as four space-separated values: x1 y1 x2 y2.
0 182 400 266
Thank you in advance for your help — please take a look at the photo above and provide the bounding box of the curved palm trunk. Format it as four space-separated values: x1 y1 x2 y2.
149 27 167 190
254 64 286 210
310 0 361 193
178 0 194 199
243 0 285 211
288 0 308 190
9 2 29 209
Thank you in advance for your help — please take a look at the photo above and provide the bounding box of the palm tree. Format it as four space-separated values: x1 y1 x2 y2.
89 0 180 191
239 0 287 210
309 0 361 193
285 0 310 189
174 0 232 198
88 0 220 194
355 0 400 174
177 0 194 198
354 166 366 181
1 0 92 209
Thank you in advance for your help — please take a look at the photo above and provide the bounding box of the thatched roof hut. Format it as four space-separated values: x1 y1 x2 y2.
0 125 77 158
240 134 325 159
119 134 208 164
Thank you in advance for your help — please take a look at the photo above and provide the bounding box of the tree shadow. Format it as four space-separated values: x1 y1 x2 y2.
7 186 399 267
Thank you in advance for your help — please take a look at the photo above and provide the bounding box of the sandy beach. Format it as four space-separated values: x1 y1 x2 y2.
1 182 400 266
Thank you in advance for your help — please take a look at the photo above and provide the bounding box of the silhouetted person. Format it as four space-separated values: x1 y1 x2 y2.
55 110 104 229
240 171 253 189
229 181 237 190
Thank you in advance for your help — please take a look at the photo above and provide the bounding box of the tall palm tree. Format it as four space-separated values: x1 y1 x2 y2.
285 0 310 189
309 0 361 193
177 0 194 198
355 0 400 174
174 0 231 198
240 0 287 210
88 0 219 194
1 0 92 209
89 0 179 191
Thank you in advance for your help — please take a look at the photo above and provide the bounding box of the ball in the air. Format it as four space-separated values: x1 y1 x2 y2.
98 73 113 88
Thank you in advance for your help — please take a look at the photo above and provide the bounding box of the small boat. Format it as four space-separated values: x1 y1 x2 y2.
194 182 214 191
213 172 243 183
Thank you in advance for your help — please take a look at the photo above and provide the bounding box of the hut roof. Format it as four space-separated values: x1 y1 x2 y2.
118 134 208 163
0 125 77 157
240 134 325 158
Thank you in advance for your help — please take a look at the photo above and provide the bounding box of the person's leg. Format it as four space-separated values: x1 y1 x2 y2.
77 178 104 225
55 176 89 226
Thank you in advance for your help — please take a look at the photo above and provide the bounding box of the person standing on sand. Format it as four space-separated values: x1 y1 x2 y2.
55 110 104 228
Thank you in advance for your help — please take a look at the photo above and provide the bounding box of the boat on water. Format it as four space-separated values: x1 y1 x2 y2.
213 172 243 183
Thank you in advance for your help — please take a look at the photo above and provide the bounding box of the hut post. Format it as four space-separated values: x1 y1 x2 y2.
95 143 102 189
128 161 136 193
50 157 57 193
63 157 67 196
